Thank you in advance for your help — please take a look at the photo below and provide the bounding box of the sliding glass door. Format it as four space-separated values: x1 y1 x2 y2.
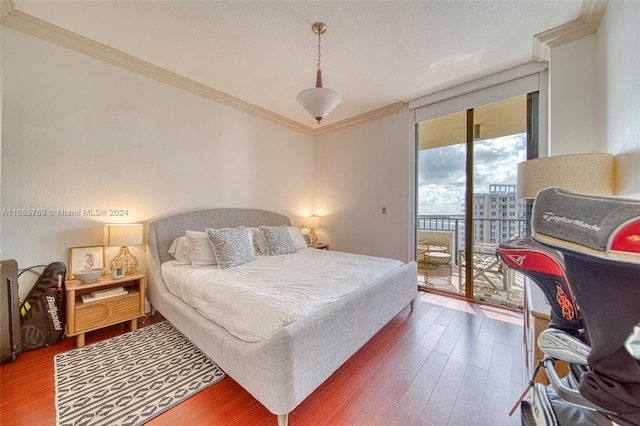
416 94 534 309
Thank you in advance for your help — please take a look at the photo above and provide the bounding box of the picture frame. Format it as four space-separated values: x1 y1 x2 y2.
69 245 105 278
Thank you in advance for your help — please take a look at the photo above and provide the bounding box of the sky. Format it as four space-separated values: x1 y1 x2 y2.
417 133 526 215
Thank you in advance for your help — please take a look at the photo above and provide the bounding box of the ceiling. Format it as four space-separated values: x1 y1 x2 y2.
8 1 586 131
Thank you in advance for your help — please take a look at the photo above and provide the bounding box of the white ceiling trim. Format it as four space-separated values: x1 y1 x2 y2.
0 0 15 17
579 0 608 32
533 0 608 61
315 102 406 136
0 6 405 137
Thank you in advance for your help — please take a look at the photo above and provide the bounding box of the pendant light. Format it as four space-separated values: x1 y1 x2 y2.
297 22 341 124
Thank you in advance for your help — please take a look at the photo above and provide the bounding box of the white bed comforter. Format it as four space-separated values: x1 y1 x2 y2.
161 248 404 342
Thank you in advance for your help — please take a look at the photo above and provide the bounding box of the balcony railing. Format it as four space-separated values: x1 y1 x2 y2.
418 215 526 254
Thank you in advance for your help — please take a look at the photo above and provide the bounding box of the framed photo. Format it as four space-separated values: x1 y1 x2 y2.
69 245 105 278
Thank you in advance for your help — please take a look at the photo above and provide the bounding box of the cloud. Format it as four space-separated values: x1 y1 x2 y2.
418 134 525 215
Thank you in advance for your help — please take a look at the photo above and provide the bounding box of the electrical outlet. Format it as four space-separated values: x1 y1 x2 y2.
382 207 387 215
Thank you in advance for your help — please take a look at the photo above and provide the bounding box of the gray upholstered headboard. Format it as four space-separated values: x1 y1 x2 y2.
147 208 291 265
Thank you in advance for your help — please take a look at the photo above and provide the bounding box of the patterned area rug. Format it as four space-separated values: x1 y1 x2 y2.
54 321 225 426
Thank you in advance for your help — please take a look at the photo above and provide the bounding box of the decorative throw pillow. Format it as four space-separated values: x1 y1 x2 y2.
287 227 308 249
249 227 268 255
205 226 255 269
168 236 191 264
186 231 217 268
259 225 298 256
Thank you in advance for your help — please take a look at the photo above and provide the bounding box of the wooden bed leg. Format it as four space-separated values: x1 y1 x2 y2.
277 413 288 426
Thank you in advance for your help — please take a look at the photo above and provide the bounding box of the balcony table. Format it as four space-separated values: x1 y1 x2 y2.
418 244 447 267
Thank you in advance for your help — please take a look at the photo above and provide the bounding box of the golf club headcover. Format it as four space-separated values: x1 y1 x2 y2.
497 238 582 335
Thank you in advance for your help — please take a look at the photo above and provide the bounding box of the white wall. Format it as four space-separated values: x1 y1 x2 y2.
1 28 315 274
549 34 602 155
314 108 413 262
598 0 640 198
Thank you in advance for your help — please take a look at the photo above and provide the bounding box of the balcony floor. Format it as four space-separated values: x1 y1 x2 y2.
417 263 524 309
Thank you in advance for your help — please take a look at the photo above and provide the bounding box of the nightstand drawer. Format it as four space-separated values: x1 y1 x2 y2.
74 291 141 332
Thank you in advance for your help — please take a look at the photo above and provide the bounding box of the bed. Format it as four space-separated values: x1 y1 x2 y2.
146 208 417 425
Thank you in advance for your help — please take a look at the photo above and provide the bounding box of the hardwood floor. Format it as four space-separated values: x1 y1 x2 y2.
1 291 525 425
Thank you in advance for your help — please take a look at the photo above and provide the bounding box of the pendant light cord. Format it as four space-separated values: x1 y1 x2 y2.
317 32 322 71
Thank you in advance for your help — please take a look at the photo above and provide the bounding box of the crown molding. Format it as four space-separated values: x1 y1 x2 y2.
315 102 406 136
0 9 407 137
1 0 15 17
533 0 608 62
579 0 608 32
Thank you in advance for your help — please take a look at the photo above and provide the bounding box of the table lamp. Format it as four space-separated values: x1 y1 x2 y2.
104 224 143 275
304 216 321 245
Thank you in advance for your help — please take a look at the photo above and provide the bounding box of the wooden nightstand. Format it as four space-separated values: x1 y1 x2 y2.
65 271 146 347
310 243 329 250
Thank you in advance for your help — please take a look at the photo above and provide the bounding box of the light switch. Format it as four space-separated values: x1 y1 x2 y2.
382 207 387 215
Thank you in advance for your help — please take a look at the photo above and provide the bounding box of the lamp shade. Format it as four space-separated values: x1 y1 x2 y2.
517 153 614 199
303 216 320 229
104 224 144 247
297 87 342 123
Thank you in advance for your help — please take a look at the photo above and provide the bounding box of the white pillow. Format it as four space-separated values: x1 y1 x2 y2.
249 227 268 255
205 227 255 269
287 227 308 249
168 236 191 264
186 230 217 268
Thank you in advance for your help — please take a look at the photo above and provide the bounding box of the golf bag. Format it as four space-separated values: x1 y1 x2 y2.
497 187 640 426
